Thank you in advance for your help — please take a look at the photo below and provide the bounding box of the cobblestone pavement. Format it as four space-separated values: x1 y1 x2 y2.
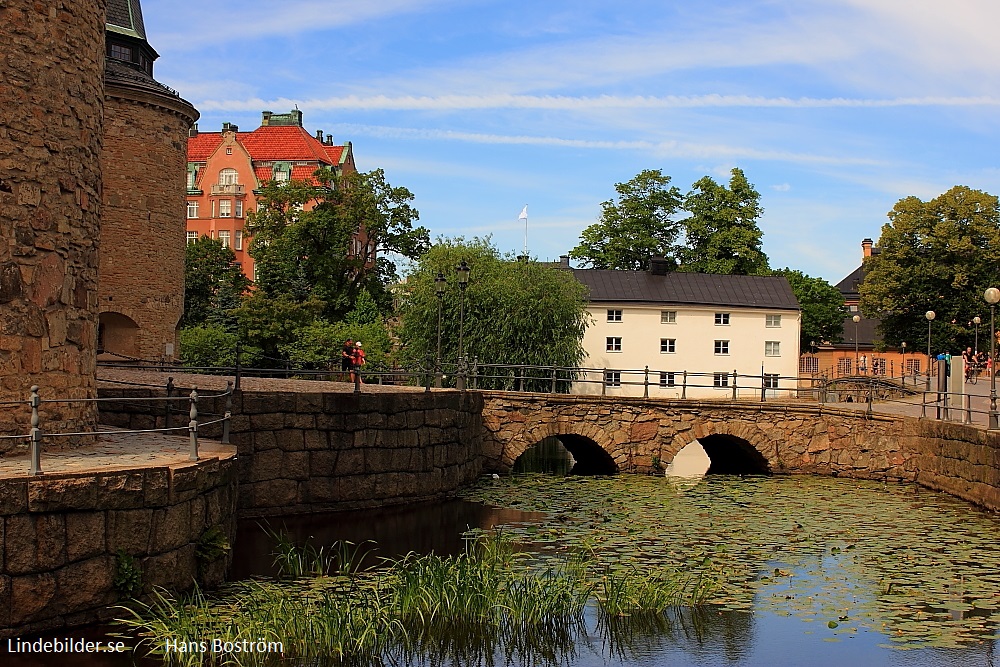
0 426 234 480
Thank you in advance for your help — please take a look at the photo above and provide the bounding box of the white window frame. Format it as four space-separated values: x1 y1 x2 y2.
218 230 231 248
186 231 198 245
659 372 675 387
660 338 676 353
604 371 621 387
607 309 622 322
661 310 677 324
766 314 781 328
235 199 244 218
715 340 730 355
186 201 198 219
219 168 239 185
606 337 622 353
234 230 243 251
765 341 780 357
764 373 779 389
715 312 730 325
219 199 232 218
713 372 730 388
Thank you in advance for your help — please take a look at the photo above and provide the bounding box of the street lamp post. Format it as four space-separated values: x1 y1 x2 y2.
926 310 936 390
901 341 906 386
985 288 1000 429
974 316 982 356
853 315 861 375
455 260 471 390
434 272 446 388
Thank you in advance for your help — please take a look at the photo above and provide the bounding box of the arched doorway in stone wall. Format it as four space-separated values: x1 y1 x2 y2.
98 311 140 359
696 434 771 475
512 434 618 475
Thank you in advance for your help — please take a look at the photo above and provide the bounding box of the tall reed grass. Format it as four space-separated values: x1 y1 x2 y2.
118 529 721 666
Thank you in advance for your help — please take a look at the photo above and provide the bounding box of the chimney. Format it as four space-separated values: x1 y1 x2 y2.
315 129 324 141
862 238 873 258
649 256 672 276
261 110 272 126
559 255 570 268
290 109 303 127
325 134 333 145
188 123 198 138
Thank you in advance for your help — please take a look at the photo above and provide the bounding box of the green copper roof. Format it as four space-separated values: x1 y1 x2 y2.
107 0 147 42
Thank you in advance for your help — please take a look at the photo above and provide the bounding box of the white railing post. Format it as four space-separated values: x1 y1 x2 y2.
29 385 42 476
188 388 199 461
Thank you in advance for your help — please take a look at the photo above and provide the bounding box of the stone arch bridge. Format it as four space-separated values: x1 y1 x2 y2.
480 391 921 479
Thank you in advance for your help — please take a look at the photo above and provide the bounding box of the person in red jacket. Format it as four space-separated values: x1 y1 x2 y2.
351 342 366 384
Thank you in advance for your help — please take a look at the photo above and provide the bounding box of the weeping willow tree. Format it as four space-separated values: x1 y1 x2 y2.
399 238 591 388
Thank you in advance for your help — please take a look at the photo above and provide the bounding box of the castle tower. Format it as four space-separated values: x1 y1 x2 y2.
0 0 108 441
100 0 199 361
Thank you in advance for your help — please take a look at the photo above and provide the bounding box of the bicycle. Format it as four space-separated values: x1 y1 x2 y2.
966 362 983 384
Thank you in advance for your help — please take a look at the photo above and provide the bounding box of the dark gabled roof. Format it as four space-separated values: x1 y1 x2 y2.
107 0 147 41
836 265 864 298
572 270 800 311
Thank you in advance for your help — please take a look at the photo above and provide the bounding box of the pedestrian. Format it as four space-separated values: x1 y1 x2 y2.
351 341 366 384
859 355 868 374
341 339 354 381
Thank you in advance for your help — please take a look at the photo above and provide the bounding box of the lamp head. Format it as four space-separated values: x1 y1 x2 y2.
852 315 860 323
926 310 936 321
985 287 1000 305
434 271 446 297
456 260 470 287
974 316 982 325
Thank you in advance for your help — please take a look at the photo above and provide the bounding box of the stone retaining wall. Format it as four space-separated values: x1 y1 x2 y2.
0 454 238 637
908 419 1000 511
98 388 485 516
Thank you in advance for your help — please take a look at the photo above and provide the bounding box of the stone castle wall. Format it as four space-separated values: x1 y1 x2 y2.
0 453 238 636
99 388 485 516
0 0 107 437
99 84 198 361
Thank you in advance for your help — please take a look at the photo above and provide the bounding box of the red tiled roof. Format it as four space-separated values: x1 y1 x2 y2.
187 133 222 161
241 126 333 162
252 165 329 186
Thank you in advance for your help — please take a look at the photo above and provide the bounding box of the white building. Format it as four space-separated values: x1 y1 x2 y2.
571 261 801 398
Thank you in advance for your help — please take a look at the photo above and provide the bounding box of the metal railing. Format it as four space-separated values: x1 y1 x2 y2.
0 380 234 476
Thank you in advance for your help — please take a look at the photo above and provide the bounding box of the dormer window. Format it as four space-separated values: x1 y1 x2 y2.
110 43 132 62
219 168 239 185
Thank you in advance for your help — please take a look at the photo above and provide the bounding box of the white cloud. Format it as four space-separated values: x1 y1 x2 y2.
771 183 792 192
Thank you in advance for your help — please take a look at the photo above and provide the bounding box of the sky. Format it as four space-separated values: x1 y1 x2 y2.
144 0 1000 284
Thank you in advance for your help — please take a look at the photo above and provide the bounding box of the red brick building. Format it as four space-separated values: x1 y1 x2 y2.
185 110 356 281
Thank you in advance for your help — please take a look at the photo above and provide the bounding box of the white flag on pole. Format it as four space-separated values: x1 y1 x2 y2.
518 205 528 220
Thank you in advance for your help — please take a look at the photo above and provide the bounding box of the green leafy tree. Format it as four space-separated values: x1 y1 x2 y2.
280 319 392 370
859 186 1000 352
774 268 845 351
231 293 325 363
569 169 683 270
400 238 590 385
178 324 240 367
246 168 430 319
182 236 249 328
680 168 769 275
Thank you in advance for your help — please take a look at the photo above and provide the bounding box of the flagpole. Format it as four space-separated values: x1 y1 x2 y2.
519 204 528 258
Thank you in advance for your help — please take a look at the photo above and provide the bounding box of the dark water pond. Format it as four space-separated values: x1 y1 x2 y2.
6 440 1000 667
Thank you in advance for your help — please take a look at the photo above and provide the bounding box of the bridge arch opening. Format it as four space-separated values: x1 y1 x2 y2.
697 434 771 475
512 435 618 476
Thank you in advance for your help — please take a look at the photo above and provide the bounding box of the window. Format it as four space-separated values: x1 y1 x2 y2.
606 337 622 352
872 358 886 376
849 304 859 312
764 374 780 389
660 338 676 353
905 359 921 375
715 313 730 325
226 147 233 155
661 310 677 324
659 372 675 387
219 200 232 217
604 371 621 387
799 356 819 374
765 341 780 357
186 169 197 190
607 309 622 322
235 199 244 218
218 230 231 248
234 230 243 251
110 43 132 61
837 358 853 375
186 201 198 218
714 340 730 355
186 231 198 244
766 314 781 328
713 372 730 388
219 168 239 185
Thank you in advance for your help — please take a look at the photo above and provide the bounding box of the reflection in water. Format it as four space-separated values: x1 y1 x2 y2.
231 499 545 579
665 441 711 479
512 436 576 475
